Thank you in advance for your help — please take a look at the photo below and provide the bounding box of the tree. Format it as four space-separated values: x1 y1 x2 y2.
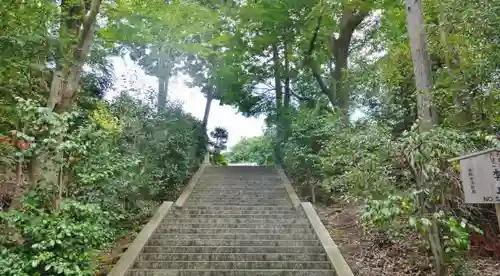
405 0 443 274
304 1 371 124
49 0 103 112
210 127 228 154
104 0 219 112
226 136 274 165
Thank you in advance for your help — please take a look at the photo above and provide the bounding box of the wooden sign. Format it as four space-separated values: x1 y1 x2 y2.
450 148 500 204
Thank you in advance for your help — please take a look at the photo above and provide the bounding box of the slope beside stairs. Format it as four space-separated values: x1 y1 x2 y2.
108 165 354 276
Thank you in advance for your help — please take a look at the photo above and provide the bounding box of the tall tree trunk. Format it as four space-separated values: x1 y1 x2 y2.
202 91 213 166
30 0 102 187
332 44 349 125
330 9 367 125
52 0 102 113
157 57 172 112
405 1 444 275
283 39 292 142
305 8 367 125
157 74 171 112
272 42 284 165
202 88 213 129
405 0 438 130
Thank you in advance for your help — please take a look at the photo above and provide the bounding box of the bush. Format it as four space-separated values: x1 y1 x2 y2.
0 90 207 275
0 199 115 276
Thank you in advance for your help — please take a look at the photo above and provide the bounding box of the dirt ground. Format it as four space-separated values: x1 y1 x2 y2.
315 202 500 276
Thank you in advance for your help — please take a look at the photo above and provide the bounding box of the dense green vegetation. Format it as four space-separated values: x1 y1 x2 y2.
1 0 500 275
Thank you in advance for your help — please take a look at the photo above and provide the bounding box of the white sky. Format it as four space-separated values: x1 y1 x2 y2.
106 56 265 149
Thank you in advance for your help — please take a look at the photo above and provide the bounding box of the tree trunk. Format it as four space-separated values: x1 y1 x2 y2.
405 1 445 275
202 88 213 129
29 0 102 187
333 45 349 125
157 57 172 112
53 0 102 113
272 42 284 165
310 183 316 203
330 9 367 125
305 8 367 125
157 76 170 112
283 39 292 142
405 0 438 130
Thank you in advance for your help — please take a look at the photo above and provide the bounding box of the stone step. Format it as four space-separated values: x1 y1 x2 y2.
141 246 326 254
194 189 282 191
192 188 284 192
162 218 308 225
158 224 311 230
154 228 315 235
188 191 288 195
187 199 290 202
158 222 311 232
175 206 295 211
137 253 328 262
195 182 282 185
165 214 303 219
190 192 287 196
192 187 285 190
197 180 280 182
126 269 335 276
195 184 285 187
172 210 299 216
133 261 331 270
186 198 290 203
188 197 288 201
183 202 292 207
129 269 335 276
151 233 317 240
147 239 321 247
189 193 287 197
188 193 289 198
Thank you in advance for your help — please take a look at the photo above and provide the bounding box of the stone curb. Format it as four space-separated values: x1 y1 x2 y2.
175 163 208 207
107 201 173 276
302 202 355 276
275 165 301 208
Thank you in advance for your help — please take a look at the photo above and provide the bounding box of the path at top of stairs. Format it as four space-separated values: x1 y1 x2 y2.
125 166 337 276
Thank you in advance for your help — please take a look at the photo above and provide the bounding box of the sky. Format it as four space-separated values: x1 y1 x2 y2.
106 56 265 149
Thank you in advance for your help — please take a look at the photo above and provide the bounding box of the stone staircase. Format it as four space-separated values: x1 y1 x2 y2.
109 166 352 276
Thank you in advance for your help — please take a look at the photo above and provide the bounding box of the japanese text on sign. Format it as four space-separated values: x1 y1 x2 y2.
457 149 500 204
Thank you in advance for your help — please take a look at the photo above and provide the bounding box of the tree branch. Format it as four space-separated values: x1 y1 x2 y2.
290 91 312 102
74 0 102 62
304 11 334 102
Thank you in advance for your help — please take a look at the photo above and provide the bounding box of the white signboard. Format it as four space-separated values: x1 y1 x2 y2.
459 149 500 203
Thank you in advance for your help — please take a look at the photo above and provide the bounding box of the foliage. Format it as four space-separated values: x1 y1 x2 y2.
210 127 229 153
0 199 115 276
226 136 274 165
212 153 229 166
3 0 500 273
0 91 207 274
283 108 497 268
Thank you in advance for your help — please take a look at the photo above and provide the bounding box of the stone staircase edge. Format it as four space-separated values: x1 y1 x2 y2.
301 202 355 276
107 201 174 276
275 165 301 208
175 163 209 207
